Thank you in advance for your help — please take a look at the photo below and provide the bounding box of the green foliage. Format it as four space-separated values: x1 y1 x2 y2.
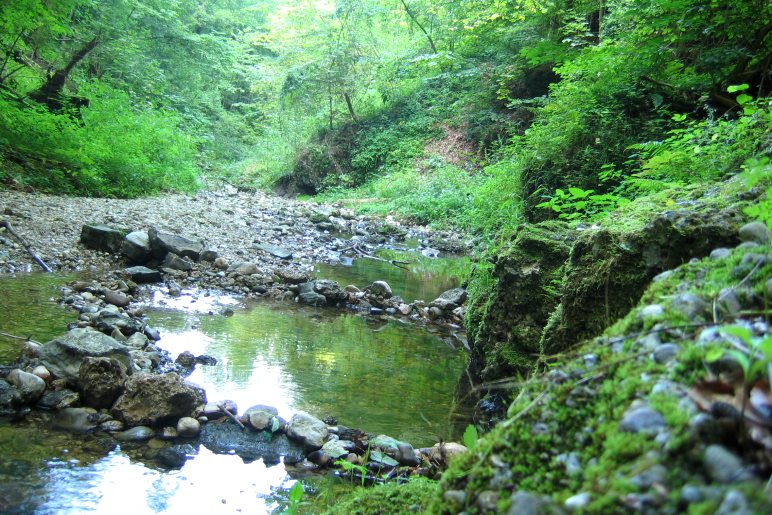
285 482 304 515
0 83 198 197
536 186 630 222
462 423 479 450
706 325 772 383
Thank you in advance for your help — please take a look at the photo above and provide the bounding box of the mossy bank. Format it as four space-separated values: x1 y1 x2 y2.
324 177 771 513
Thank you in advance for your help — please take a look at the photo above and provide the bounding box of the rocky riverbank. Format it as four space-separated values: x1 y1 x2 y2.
0 187 477 505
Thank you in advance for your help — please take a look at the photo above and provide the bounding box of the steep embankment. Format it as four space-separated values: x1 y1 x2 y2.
329 178 771 513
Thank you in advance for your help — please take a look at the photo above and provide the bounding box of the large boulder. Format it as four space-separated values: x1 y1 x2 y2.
78 357 128 409
39 328 132 383
286 411 328 450
111 373 206 427
121 231 151 263
80 224 125 253
148 227 204 260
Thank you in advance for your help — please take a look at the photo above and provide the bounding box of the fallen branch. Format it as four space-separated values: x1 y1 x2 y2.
0 220 52 272
341 243 412 270
0 331 43 346
219 402 245 429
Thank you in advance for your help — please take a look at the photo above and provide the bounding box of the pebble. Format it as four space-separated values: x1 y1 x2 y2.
619 406 666 434
443 490 467 507
652 343 681 364
716 489 750 515
710 248 732 260
176 416 201 437
703 445 755 483
564 492 591 511
115 426 155 442
639 304 665 320
738 221 771 244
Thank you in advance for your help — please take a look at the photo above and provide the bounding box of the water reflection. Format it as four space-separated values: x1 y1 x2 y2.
150 298 468 447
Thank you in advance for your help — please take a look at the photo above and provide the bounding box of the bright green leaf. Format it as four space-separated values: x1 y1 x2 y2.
463 424 479 450
705 348 725 363
721 325 752 344
727 84 749 93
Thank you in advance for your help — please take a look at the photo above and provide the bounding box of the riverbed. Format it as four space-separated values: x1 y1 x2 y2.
0 251 470 513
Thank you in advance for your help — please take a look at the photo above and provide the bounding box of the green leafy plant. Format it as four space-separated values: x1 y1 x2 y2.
536 186 629 221
285 482 304 515
706 325 772 383
462 423 479 450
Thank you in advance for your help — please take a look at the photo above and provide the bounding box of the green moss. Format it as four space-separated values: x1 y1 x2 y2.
323 478 438 515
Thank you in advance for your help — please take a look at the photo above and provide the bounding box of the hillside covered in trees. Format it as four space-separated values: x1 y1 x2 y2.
1 0 771 513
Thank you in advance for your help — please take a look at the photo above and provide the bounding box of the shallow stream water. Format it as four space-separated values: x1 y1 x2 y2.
0 252 470 513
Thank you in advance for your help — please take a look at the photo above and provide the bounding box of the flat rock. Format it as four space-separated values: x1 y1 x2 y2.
103 290 130 308
255 243 292 260
53 407 98 433
430 288 467 310
124 266 161 283
200 419 305 465
115 425 155 442
121 231 151 263
148 227 204 260
162 252 193 271
80 224 125 253
39 328 132 383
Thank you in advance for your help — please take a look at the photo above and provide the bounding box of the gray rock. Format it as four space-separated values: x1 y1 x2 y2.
639 304 665 320
200 419 305 465
619 406 666 434
111 373 206 427
314 279 348 303
199 249 219 262
255 243 292 260
631 464 667 490
286 411 328 450
93 309 143 336
477 491 499 512
53 407 98 433
368 450 399 468
703 445 755 483
158 444 196 469
652 343 681 364
710 248 732 260
99 419 124 432
0 379 21 414
78 357 128 409
716 288 742 318
203 400 239 418
670 293 710 320
148 227 204 260
175 351 196 368
176 416 201 437
80 224 125 253
716 489 750 515
103 290 130 308
367 280 392 298
738 222 771 244
430 288 467 310
114 425 155 442
443 490 467 507
124 266 161 283
227 262 258 276
162 252 193 272
507 491 564 515
31 365 51 382
298 291 327 307
6 369 46 404
564 492 591 511
36 389 79 410
243 405 279 429
275 267 309 284
121 231 151 263
321 439 349 460
39 328 132 383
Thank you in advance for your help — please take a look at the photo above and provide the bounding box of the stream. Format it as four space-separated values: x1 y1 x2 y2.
0 249 470 513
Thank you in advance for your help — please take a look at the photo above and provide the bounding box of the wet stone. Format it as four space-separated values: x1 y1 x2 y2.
115 425 155 442
703 445 755 483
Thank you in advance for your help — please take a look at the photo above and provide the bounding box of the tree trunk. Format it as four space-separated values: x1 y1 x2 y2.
343 92 359 123
400 0 437 54
29 36 99 110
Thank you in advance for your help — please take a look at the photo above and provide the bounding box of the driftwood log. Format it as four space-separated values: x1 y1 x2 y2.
0 219 52 272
